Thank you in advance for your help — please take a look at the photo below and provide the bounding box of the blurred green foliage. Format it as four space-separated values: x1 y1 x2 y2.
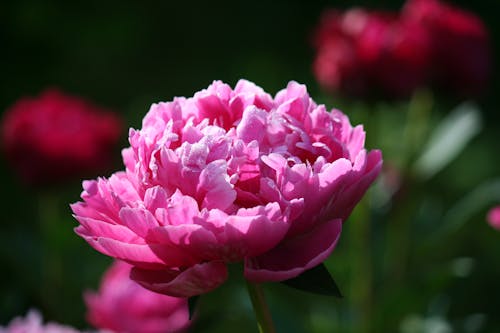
1 0 500 332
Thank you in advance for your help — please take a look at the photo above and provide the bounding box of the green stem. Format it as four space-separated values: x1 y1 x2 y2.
246 281 276 333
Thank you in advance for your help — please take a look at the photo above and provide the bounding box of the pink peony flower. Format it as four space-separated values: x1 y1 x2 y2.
313 8 431 99
0 310 82 333
1 89 122 185
403 0 492 96
486 206 500 230
85 261 190 333
71 80 382 297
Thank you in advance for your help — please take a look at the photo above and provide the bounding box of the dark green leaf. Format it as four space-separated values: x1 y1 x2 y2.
188 295 200 319
280 263 343 297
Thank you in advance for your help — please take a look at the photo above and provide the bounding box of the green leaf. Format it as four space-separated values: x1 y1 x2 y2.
280 263 343 297
188 295 200 319
431 179 500 241
414 101 482 179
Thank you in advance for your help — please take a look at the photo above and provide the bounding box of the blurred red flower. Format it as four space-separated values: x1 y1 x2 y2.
404 0 492 97
313 0 491 99
313 10 368 97
1 89 123 185
313 8 431 99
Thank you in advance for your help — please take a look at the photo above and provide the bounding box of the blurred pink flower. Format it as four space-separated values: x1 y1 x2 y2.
313 8 431 99
486 206 500 230
1 89 122 185
403 0 491 96
85 261 190 333
0 310 82 333
71 80 382 297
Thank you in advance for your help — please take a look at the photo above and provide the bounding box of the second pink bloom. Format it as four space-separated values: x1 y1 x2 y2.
85 261 190 333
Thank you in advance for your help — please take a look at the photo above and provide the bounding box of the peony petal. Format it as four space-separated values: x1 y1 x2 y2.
74 216 140 243
196 93 232 129
92 237 167 269
236 106 267 144
119 208 159 238
146 224 218 263
166 190 202 226
70 202 115 224
332 149 382 220
347 125 366 161
317 157 352 190
284 157 352 237
143 186 169 213
244 218 342 282
131 261 228 297
197 160 236 211
76 179 122 223
219 203 289 260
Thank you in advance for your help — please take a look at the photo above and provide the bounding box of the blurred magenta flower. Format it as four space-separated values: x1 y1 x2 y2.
403 0 492 97
313 0 491 99
312 10 367 97
313 8 431 99
71 80 382 297
1 89 122 185
85 261 190 333
0 310 82 333
486 206 500 230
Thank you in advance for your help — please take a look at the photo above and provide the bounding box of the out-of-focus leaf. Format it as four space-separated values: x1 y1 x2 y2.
431 179 500 240
414 102 482 179
281 263 342 297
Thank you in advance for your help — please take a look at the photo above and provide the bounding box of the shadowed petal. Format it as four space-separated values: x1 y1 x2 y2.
131 261 228 298
221 203 289 260
146 224 218 263
244 219 342 282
